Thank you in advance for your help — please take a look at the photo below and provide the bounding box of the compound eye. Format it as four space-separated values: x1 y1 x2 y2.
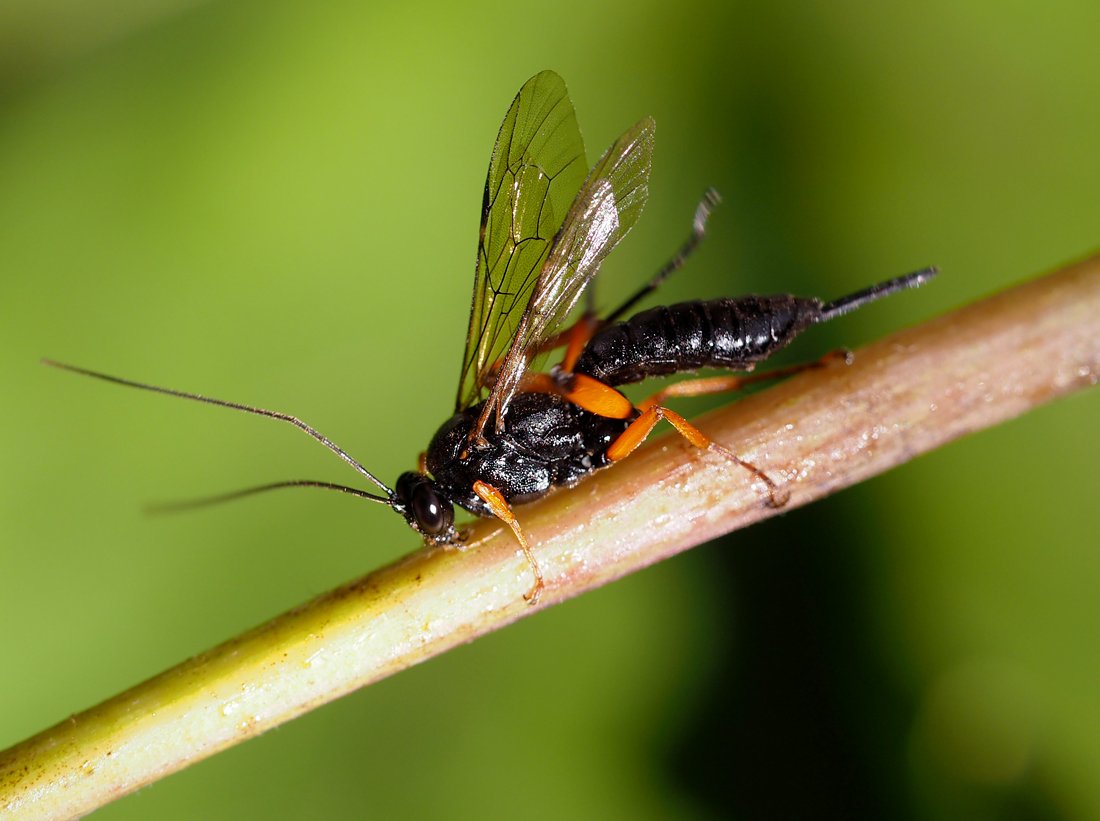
412 484 452 535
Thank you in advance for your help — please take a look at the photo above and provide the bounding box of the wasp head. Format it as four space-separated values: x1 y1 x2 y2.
393 471 457 544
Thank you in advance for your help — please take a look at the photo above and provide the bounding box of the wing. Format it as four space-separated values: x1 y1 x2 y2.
469 115 656 441
455 70 589 413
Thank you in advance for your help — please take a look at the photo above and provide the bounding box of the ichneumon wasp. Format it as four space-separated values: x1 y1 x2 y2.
46 70 936 604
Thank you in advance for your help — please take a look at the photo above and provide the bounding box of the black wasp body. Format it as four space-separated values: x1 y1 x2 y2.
47 70 935 604
397 271 934 560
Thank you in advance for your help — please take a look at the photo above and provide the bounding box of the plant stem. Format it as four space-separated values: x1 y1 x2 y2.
3 253 1099 819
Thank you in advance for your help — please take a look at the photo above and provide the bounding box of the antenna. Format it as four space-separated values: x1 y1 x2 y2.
41 359 396 503
603 187 722 325
146 480 393 513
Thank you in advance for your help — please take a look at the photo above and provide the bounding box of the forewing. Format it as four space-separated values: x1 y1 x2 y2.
472 116 656 438
455 71 588 412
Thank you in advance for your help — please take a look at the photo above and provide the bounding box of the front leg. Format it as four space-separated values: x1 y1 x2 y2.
473 480 545 604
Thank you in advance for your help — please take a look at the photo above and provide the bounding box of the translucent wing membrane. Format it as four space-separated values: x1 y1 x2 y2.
456 70 588 412
468 116 656 440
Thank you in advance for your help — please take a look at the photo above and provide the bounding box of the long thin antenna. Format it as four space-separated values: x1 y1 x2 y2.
41 359 396 500
603 188 722 324
820 266 939 322
146 480 392 513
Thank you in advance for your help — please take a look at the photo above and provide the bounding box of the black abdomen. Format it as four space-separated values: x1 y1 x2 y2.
575 296 824 386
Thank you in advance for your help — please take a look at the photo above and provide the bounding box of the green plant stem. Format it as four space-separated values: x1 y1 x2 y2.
3 253 1099 819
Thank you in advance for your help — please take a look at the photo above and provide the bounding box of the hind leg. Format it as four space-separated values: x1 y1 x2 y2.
605 405 789 507
637 350 852 411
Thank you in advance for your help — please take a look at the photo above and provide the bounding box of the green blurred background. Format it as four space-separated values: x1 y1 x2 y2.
2 1 1098 818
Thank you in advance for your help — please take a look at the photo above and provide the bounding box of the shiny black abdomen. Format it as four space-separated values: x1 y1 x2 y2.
425 392 632 517
574 295 825 386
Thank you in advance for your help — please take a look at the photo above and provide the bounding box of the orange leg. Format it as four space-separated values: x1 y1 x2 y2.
477 313 602 392
473 480 545 604
638 351 851 411
520 371 634 420
606 405 789 507
558 373 633 419
560 313 601 373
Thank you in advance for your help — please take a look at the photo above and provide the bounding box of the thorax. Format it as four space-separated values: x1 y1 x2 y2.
425 392 630 515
